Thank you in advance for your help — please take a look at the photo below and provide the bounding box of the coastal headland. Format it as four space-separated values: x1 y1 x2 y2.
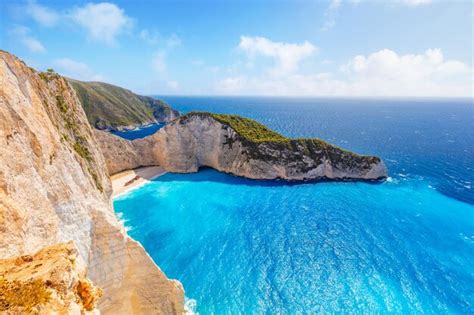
0 50 386 314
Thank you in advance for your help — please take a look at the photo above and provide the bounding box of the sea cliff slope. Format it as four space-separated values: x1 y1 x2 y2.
0 51 184 314
68 79 179 131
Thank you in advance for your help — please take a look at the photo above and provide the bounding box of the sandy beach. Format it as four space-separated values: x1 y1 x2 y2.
111 166 166 197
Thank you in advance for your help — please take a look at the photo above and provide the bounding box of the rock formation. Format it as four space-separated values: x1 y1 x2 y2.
0 51 184 314
94 129 157 175
0 241 102 314
97 113 387 181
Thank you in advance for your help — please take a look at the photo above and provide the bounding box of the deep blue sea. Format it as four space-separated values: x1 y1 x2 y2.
110 122 165 140
114 97 474 314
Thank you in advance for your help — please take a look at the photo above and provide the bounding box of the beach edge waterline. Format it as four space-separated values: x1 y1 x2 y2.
111 166 167 198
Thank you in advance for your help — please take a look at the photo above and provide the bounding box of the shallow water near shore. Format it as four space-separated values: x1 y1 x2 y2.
114 97 474 313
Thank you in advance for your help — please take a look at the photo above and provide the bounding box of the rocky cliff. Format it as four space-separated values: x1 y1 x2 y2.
0 51 184 314
98 112 387 181
94 129 157 175
68 79 179 131
0 242 102 314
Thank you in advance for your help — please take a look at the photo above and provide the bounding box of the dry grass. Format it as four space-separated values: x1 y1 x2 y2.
0 278 50 313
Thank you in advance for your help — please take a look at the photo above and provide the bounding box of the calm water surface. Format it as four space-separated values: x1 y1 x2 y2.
111 122 165 140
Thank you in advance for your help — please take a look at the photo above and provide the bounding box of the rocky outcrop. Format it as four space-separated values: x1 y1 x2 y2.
0 241 102 314
99 113 387 181
0 51 184 314
94 129 157 175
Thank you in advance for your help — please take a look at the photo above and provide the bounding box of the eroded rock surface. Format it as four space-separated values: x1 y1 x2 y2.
0 241 101 314
0 51 184 314
98 113 387 181
94 129 157 175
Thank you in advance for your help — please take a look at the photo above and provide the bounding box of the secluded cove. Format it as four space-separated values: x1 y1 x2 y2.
113 97 474 313
113 168 474 313
110 166 166 197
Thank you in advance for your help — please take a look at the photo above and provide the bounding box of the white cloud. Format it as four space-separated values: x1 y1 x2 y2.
321 0 341 31
215 77 246 94
341 48 471 96
166 34 182 48
215 48 472 97
140 29 160 44
191 59 204 66
400 0 432 6
320 0 432 31
26 0 60 26
167 80 179 89
152 50 167 73
22 37 46 53
54 58 104 81
147 35 181 92
9 25 46 53
69 2 133 45
23 2 133 45
238 36 317 76
140 29 181 47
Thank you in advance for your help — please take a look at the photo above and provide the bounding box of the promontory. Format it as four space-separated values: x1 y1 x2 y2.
95 112 387 181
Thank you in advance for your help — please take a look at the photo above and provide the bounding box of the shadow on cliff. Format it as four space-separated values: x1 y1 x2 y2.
152 167 385 187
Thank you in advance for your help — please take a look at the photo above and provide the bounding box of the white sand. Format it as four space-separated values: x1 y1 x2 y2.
111 166 166 197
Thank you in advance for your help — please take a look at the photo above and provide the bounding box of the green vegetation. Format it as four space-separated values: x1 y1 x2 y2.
88 168 103 193
56 95 68 113
73 141 91 162
40 70 104 192
39 69 59 83
38 72 49 82
183 112 379 166
68 79 178 130
205 113 287 142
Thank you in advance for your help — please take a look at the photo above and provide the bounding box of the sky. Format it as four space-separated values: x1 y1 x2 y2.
1 0 473 97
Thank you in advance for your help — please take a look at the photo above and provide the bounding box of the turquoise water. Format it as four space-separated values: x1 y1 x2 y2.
114 98 474 314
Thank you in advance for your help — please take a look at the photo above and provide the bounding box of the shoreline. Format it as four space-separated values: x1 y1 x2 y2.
111 166 166 198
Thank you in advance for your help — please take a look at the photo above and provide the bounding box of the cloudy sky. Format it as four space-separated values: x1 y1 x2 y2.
1 0 472 97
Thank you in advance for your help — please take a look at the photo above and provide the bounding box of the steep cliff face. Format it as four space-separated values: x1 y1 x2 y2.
94 129 157 175
0 51 184 314
98 112 387 181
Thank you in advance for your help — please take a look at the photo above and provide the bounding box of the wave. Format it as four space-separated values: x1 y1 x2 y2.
184 297 198 315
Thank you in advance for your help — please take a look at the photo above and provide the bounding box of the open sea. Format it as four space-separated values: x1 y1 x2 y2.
113 97 473 314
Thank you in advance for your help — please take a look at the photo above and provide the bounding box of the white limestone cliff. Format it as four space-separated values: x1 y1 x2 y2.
0 51 184 314
96 113 387 181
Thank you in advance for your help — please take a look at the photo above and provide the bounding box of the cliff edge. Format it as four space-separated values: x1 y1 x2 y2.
0 242 102 314
0 51 184 314
97 112 387 181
